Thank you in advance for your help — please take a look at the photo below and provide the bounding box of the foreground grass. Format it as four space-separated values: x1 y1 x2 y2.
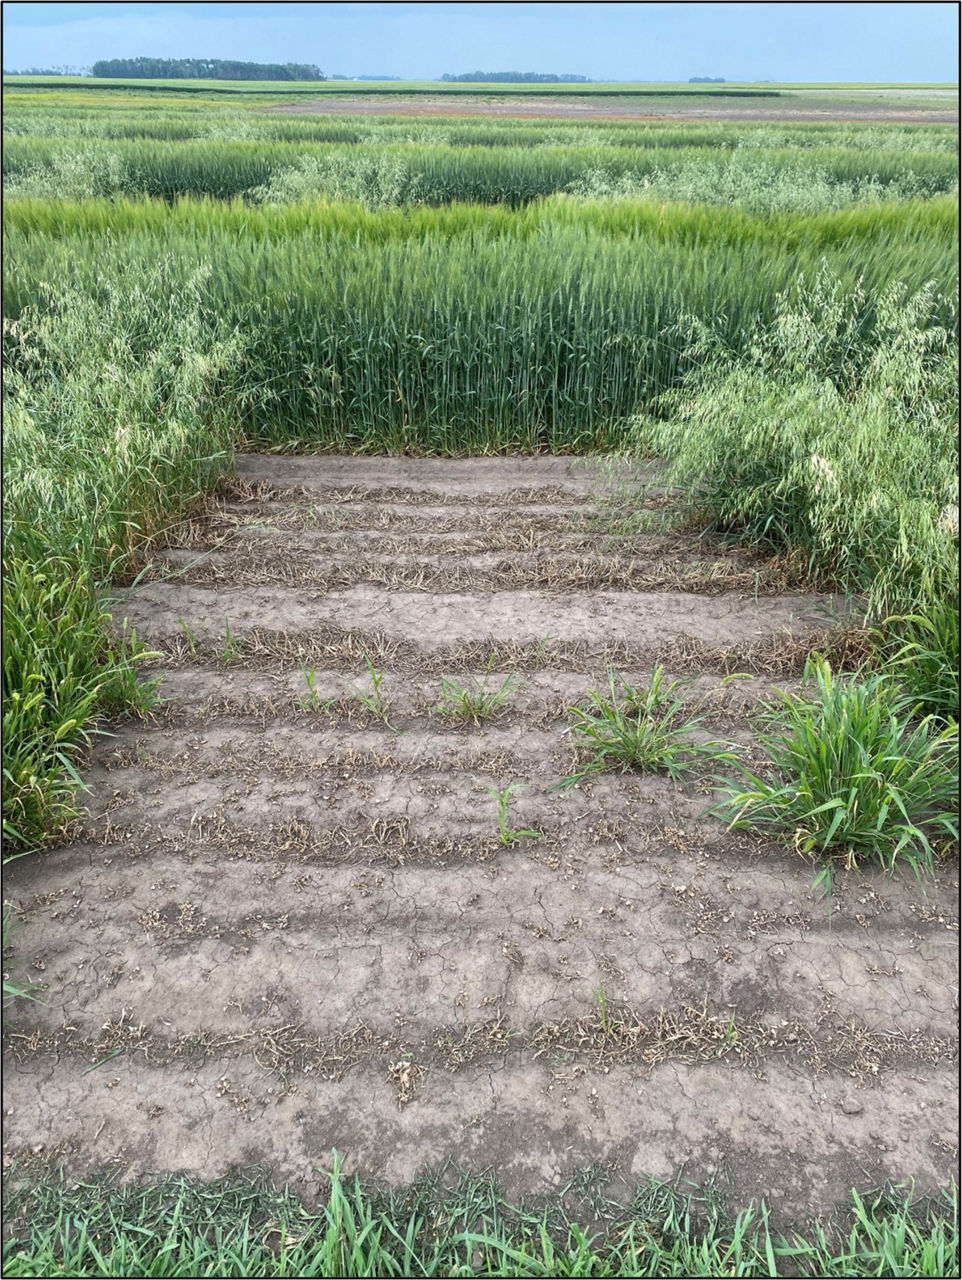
2 1161 957 1278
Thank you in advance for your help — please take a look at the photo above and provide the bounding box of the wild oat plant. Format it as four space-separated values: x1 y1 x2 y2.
483 783 541 847
714 656 959 884
347 653 397 731
434 660 519 726
563 666 735 787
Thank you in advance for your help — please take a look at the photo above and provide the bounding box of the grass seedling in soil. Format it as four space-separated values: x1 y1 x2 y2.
2 913 43 1009
176 617 197 657
434 658 520 727
713 655 959 896
592 984 611 1034
347 652 398 732
484 783 542 847
560 666 736 789
298 666 336 713
220 619 242 666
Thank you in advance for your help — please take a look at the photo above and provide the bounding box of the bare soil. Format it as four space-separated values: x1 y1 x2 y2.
265 93 958 124
3 456 958 1222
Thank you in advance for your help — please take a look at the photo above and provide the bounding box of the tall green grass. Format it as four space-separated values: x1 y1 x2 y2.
2 264 240 848
632 271 959 720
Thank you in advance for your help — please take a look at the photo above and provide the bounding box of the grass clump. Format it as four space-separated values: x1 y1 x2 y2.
435 661 520 726
563 666 735 787
1 560 156 846
714 656 959 885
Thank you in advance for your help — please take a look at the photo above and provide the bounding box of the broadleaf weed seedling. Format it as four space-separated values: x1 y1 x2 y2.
483 783 542 847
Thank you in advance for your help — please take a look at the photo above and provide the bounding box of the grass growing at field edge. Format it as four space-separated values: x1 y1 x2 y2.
1 1158 957 1277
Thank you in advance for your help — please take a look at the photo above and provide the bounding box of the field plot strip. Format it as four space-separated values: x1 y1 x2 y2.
3 455 958 1221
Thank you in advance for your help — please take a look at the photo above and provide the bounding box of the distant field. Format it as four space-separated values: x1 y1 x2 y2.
4 77 955 123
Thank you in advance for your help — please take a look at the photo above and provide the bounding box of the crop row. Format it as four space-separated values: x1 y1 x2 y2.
3 135 957 206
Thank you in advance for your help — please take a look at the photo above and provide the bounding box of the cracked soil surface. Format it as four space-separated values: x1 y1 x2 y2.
3 455 958 1221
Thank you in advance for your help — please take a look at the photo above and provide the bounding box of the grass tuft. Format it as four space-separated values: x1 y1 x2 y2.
713 656 959 885
561 666 736 787
435 660 521 726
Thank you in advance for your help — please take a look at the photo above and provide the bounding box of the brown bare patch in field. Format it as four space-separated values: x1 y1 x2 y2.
4 455 957 1222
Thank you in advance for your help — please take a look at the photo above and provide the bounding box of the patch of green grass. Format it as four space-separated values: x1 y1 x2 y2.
876 600 960 725
561 666 736 787
1 559 158 847
435 661 520 726
633 270 959 722
714 656 959 889
1 1159 956 1277
1 263 240 852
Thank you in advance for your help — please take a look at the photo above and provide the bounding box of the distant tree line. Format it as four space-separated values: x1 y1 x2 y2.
441 71 591 83
689 76 726 83
90 57 324 80
3 65 89 75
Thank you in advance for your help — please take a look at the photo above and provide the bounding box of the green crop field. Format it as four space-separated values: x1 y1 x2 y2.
2 80 959 1278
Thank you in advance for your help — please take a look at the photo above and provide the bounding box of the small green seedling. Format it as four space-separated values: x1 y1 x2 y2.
220 619 242 665
724 1012 739 1046
348 652 397 731
176 617 197 656
592 983 611 1034
435 658 520 726
483 783 542 847
298 665 336 713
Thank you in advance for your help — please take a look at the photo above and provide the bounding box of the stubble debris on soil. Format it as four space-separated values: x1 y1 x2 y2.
3 455 958 1225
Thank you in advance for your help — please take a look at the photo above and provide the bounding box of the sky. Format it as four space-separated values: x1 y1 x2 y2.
2 2 959 81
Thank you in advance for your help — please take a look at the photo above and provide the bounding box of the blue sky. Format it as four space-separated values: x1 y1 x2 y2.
3 2 959 81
